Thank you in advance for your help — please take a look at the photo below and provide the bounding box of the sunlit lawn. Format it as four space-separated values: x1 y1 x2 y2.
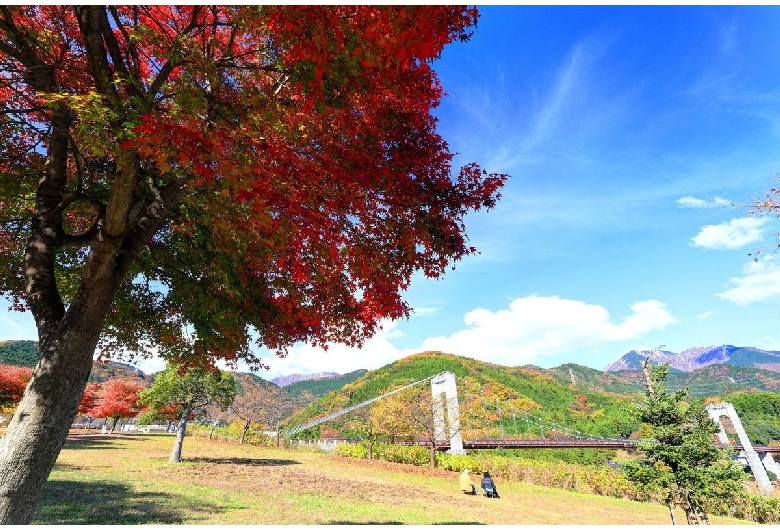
24 432 751 525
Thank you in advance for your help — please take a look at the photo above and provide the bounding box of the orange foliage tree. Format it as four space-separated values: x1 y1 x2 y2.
88 379 144 433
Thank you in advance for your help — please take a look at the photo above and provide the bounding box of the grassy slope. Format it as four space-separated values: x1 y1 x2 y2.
31 433 750 525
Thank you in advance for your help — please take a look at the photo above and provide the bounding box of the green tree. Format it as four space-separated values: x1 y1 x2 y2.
623 354 746 524
138 364 235 462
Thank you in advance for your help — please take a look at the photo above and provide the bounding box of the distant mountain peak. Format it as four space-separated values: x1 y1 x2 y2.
605 345 780 373
271 372 340 387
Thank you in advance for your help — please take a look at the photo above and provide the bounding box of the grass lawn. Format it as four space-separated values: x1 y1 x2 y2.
27 432 751 525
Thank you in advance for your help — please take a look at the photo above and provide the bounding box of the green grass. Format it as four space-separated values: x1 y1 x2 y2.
29 433 752 525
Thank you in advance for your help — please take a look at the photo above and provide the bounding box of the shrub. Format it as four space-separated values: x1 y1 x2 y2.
335 443 368 459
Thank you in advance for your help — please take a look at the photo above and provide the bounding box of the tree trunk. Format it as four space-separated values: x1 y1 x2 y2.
170 406 192 463
240 420 251 444
0 325 102 524
689 495 709 525
684 505 699 525
429 444 436 468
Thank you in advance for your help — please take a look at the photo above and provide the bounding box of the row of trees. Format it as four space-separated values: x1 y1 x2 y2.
1 362 304 463
1 365 143 433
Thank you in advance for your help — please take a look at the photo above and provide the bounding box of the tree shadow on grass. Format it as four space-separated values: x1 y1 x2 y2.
33 479 224 524
185 456 301 466
61 436 120 451
63 434 150 450
326 522 484 525
327 522 404 525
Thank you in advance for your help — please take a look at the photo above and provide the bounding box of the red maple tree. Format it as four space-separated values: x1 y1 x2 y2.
0 6 507 521
75 382 102 428
0 364 31 408
88 380 144 434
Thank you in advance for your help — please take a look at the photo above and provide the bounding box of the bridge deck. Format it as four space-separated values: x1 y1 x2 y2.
403 439 780 453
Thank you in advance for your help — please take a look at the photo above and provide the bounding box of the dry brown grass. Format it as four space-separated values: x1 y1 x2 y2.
20 432 754 524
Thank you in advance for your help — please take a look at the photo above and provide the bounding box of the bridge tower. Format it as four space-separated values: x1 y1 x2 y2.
705 402 774 494
431 372 466 455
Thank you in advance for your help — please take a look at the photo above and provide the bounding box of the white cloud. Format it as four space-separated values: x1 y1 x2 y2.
254 295 675 379
420 295 674 367
677 196 731 208
691 217 768 250
412 306 442 317
697 310 719 321
717 258 780 305
256 321 417 380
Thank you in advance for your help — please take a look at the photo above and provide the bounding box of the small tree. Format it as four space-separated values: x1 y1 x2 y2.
138 364 235 462
89 380 144 433
623 353 746 524
390 385 463 468
228 374 309 446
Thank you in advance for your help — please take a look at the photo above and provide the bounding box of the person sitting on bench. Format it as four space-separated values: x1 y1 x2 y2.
481 471 499 498
460 468 477 495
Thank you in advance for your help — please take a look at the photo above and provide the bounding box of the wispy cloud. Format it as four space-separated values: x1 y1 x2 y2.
691 217 768 250
697 310 719 321
485 35 613 172
717 258 780 305
677 195 731 208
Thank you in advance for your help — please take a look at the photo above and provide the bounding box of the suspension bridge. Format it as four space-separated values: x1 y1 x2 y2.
281 371 780 494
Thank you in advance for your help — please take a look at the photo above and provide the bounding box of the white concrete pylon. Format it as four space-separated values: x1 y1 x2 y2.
706 402 774 495
431 371 466 455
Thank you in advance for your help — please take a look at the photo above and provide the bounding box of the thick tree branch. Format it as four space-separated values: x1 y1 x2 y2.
97 6 144 100
74 6 120 105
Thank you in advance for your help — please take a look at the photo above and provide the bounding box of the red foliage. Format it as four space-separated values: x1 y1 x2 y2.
0 6 507 368
0 365 31 407
77 383 102 416
89 380 144 424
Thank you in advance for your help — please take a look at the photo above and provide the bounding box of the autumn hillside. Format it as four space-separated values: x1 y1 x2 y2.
286 351 640 440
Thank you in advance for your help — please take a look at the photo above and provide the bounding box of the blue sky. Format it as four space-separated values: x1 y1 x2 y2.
4 6 780 378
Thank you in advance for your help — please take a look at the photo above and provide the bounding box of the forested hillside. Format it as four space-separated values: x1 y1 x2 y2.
0 340 38 367
613 364 780 397
88 361 150 385
723 391 780 445
285 369 368 398
287 351 639 440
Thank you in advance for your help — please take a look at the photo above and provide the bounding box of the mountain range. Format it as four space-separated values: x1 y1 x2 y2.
604 345 780 373
271 372 340 387
4 340 780 401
